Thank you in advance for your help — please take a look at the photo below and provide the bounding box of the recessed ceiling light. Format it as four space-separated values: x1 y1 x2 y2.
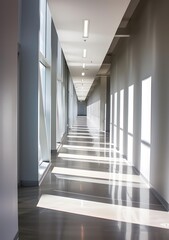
83 49 87 58
82 72 85 76
83 63 86 69
83 20 89 38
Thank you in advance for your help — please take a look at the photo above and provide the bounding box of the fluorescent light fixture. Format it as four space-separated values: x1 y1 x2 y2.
82 72 85 76
115 34 130 38
83 49 87 58
83 20 89 38
83 63 86 69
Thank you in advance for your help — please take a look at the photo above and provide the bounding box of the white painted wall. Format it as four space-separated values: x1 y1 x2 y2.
110 0 169 205
87 82 101 129
87 78 107 131
0 0 18 238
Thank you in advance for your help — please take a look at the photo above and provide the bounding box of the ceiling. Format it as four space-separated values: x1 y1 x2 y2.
87 0 140 98
48 0 133 101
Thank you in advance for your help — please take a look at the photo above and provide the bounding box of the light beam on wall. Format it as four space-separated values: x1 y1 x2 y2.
140 77 152 181
127 85 134 165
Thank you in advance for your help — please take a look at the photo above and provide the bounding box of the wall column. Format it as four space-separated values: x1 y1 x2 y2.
0 0 18 239
19 0 39 186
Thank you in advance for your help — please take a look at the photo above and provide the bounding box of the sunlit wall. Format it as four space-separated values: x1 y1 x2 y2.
127 85 134 165
87 77 108 131
109 0 169 205
87 79 101 129
140 77 152 181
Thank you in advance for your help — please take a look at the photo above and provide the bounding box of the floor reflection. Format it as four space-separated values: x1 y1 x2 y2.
19 117 169 239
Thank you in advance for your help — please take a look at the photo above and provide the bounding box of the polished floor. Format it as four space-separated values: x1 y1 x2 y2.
18 117 169 239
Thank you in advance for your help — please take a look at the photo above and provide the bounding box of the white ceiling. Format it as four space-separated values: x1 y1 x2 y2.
48 0 131 101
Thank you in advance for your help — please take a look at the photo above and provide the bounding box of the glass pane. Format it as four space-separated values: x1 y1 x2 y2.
39 0 46 55
40 63 46 112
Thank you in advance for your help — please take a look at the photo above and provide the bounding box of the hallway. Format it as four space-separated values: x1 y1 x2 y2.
18 117 169 239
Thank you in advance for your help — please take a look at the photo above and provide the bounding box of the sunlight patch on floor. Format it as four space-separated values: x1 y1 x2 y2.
62 144 119 153
67 135 100 139
68 132 104 137
54 174 148 189
52 167 142 183
67 140 114 147
58 153 126 163
37 195 169 229
58 157 128 165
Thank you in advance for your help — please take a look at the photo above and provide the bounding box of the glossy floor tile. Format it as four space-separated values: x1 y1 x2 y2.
18 117 169 239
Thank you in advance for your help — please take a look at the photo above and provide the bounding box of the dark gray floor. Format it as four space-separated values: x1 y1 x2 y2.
18 118 169 239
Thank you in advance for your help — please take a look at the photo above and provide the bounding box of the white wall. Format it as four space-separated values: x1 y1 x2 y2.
110 0 169 206
0 0 18 239
87 78 107 131
87 82 101 129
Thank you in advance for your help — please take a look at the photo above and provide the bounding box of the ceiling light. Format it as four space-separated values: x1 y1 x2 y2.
82 72 85 76
83 20 89 38
83 49 87 58
83 63 86 69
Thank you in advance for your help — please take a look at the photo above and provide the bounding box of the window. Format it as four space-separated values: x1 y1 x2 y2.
38 0 51 165
39 0 47 56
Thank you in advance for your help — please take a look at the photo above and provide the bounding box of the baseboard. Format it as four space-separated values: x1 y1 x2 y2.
14 232 19 240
